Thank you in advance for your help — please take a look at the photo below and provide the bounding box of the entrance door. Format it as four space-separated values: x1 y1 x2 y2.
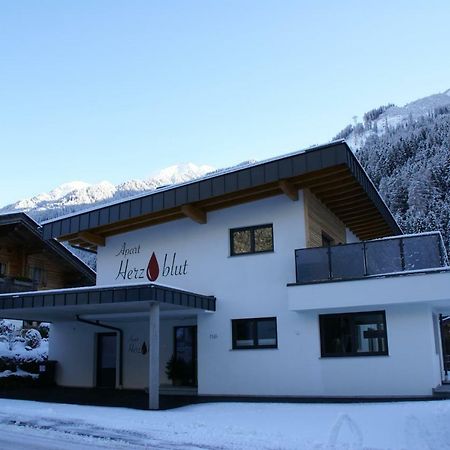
174 326 197 387
96 333 117 388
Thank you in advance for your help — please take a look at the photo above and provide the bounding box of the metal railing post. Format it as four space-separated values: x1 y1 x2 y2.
327 246 332 280
399 237 406 272
362 242 368 276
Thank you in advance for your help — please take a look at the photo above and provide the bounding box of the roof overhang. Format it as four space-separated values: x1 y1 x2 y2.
41 141 402 251
0 212 96 283
0 283 216 321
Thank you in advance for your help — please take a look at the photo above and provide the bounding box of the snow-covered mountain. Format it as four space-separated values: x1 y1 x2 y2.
335 88 450 149
0 163 215 223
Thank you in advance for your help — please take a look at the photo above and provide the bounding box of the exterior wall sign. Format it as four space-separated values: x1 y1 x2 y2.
114 242 188 283
128 335 148 355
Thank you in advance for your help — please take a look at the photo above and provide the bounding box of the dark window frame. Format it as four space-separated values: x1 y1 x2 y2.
229 223 274 256
231 317 278 350
319 310 388 358
27 265 47 285
0 261 7 277
321 231 335 247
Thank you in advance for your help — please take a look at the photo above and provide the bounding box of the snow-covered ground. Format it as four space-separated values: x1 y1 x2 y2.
0 399 448 449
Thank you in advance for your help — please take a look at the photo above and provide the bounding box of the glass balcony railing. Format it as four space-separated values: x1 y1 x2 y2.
295 232 449 284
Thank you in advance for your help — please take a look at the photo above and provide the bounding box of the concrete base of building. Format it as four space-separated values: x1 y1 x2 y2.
0 386 445 410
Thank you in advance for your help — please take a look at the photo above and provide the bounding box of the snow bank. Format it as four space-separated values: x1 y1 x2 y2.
0 369 38 379
0 399 448 449
0 337 48 363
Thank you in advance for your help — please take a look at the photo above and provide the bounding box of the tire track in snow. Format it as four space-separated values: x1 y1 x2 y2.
0 413 225 449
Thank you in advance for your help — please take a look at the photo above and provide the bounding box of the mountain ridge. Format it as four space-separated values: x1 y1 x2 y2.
334 88 450 150
0 163 216 223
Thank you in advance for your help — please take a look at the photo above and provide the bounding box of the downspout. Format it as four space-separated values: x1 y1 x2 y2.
75 315 124 388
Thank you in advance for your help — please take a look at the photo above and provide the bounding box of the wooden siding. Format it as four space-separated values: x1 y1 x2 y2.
304 189 346 248
0 238 24 277
26 253 70 290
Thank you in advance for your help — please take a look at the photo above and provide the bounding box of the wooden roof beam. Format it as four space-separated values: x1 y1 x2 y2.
311 179 358 196
321 189 366 204
296 166 349 186
350 223 391 235
321 188 364 201
338 206 379 218
101 209 183 236
181 204 207 224
332 209 378 223
78 231 105 247
345 216 387 228
329 200 374 214
279 180 298 201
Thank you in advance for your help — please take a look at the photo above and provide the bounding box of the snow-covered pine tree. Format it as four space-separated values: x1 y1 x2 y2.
354 109 450 252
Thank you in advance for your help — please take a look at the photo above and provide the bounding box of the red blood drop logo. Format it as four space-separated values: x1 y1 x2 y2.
147 252 159 281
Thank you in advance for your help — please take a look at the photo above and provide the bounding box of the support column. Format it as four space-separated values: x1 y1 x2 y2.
149 302 160 410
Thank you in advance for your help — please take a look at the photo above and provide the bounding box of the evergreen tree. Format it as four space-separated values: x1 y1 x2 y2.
355 110 450 253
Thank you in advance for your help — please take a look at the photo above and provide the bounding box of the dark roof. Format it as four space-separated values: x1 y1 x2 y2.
0 283 216 313
0 212 95 284
41 141 402 249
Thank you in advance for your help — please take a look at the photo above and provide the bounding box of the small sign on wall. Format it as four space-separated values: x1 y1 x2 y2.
128 335 148 355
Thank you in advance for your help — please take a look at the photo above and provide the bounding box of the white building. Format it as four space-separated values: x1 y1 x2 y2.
1 140 449 409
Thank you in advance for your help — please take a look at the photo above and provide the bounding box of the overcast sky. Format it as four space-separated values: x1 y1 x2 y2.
1 0 450 206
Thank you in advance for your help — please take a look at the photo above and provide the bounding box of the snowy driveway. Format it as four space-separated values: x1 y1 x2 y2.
0 398 449 449
0 408 215 449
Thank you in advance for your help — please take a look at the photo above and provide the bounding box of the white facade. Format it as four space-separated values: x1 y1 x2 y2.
48 191 450 398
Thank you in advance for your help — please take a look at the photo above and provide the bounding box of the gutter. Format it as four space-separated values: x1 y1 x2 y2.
75 315 124 388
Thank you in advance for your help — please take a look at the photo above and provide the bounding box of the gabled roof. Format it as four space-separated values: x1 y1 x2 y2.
42 141 402 251
0 212 95 284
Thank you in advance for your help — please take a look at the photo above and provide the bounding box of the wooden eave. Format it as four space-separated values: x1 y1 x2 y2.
57 166 392 251
41 142 401 251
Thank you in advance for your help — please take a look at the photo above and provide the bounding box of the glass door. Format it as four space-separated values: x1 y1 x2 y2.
174 326 197 387
96 333 117 388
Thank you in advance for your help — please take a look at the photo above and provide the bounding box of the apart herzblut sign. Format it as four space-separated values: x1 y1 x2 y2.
114 242 188 283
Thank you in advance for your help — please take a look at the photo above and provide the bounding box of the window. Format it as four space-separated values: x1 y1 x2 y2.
28 266 47 285
319 311 388 357
0 262 7 277
321 232 334 247
232 317 277 349
230 224 273 256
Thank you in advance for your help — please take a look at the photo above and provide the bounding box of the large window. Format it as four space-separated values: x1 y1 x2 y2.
232 317 277 349
0 262 7 277
319 311 388 357
230 224 273 256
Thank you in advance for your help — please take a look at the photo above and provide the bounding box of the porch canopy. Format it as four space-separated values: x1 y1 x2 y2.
0 283 216 410
0 283 216 321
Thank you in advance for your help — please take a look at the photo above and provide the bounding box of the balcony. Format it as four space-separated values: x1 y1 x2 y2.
0 277 38 294
294 232 449 285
